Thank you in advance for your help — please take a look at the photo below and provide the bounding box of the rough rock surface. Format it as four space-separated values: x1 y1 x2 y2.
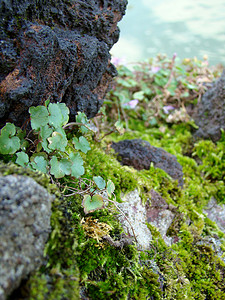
0 0 127 127
117 189 152 250
192 70 225 142
0 175 53 300
203 197 225 234
146 189 175 246
111 139 184 186
117 189 176 249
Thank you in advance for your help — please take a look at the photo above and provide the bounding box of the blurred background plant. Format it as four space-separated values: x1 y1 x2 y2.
95 54 223 134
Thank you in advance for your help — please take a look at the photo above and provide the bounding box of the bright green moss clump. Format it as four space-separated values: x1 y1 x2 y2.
83 145 139 197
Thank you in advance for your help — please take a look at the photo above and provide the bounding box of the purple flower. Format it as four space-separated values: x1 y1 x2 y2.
163 105 175 114
151 66 161 74
173 52 177 60
111 56 127 67
123 99 139 109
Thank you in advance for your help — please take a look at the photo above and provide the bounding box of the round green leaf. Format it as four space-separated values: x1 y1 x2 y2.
57 103 69 125
48 103 63 128
69 152 84 178
82 194 104 214
50 156 72 178
29 106 49 130
1 123 16 136
47 127 67 152
93 176 106 190
0 123 20 154
72 136 91 154
106 180 115 197
76 112 89 133
31 156 48 173
16 152 29 167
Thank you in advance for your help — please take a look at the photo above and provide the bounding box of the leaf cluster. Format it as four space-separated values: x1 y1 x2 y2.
82 177 115 214
0 102 118 215
0 102 92 179
103 54 223 130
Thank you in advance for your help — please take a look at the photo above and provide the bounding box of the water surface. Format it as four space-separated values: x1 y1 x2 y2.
111 0 225 66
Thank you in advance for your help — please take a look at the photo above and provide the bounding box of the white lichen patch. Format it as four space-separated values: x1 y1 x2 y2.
117 189 152 249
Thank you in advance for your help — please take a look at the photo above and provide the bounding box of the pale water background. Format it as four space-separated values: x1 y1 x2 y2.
111 0 225 66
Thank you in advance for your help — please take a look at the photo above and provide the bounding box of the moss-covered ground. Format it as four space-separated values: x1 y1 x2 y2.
1 55 225 299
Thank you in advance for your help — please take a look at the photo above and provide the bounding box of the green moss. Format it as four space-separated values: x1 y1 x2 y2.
77 239 162 299
27 268 80 300
147 222 225 299
83 145 138 198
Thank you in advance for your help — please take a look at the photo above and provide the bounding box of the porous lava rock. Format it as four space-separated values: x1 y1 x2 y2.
0 0 127 127
111 139 184 186
192 70 225 142
0 175 53 300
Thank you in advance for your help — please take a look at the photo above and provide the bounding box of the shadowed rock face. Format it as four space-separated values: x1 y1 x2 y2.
0 0 127 126
192 70 225 142
111 139 184 187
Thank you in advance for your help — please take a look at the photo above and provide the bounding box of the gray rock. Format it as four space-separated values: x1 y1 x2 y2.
0 175 53 300
203 197 225 234
117 189 176 249
117 189 152 250
193 70 225 142
111 139 184 186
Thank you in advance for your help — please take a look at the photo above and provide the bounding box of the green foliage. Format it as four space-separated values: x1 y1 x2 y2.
76 111 89 133
104 55 222 131
81 177 116 214
0 123 20 154
50 156 72 178
93 175 106 189
0 102 116 215
0 102 91 179
30 156 48 173
69 152 85 178
29 105 49 130
82 194 104 214
193 139 225 181
83 146 138 198
106 180 115 197
47 128 68 152
16 151 29 167
72 136 91 153
192 138 225 202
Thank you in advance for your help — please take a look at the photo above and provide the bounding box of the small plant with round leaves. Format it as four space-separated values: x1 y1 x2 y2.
0 101 119 215
0 101 92 179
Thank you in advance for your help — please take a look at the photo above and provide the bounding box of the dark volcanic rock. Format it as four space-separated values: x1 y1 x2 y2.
0 0 127 127
111 139 184 186
0 175 53 300
192 70 225 142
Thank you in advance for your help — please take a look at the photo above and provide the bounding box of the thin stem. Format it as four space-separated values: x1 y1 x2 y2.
164 53 177 90
103 196 138 244
63 122 95 133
